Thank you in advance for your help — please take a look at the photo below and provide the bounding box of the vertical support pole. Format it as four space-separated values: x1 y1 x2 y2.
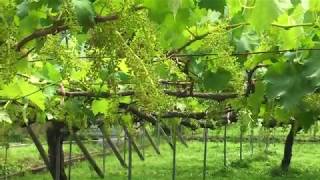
240 127 243 161
128 130 132 180
73 133 104 178
223 123 227 167
172 125 177 180
102 136 106 175
140 125 145 157
4 144 8 180
203 127 208 180
68 134 72 180
26 125 55 179
124 133 127 163
250 124 254 156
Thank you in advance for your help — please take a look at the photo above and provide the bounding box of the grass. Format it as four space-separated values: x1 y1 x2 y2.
0 141 105 175
7 138 320 180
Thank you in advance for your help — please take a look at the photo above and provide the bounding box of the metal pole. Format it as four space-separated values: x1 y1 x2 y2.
68 133 72 180
128 131 132 180
203 127 208 180
240 127 243 161
4 144 8 180
102 136 106 175
172 125 177 180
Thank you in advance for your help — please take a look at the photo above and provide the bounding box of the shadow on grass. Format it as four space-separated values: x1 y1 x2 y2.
269 166 320 179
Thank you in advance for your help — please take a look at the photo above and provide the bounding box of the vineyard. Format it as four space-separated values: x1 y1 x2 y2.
1 0 320 179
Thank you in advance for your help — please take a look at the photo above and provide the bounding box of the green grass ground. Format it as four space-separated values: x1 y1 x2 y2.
8 139 320 180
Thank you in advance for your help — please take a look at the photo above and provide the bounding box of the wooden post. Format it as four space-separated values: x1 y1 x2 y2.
203 128 208 180
55 133 62 180
123 126 145 161
26 125 55 179
142 126 160 155
73 133 104 178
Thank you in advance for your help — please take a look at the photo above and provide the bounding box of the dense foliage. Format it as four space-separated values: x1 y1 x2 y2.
1 0 320 148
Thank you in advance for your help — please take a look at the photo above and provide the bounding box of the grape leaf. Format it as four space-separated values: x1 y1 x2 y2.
302 47 320 87
91 99 110 115
198 0 226 14
248 81 265 114
264 62 313 109
39 63 62 82
202 68 231 90
0 79 46 110
248 0 281 32
72 0 95 30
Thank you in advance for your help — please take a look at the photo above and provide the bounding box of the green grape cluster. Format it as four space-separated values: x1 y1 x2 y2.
202 23 244 93
39 35 80 79
0 37 18 82
86 4 173 113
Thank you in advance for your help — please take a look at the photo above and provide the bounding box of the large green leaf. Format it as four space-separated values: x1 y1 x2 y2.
264 62 313 109
302 48 320 87
247 81 265 114
202 68 231 91
0 79 46 110
39 63 62 82
72 0 95 29
295 108 317 130
91 99 110 115
226 0 242 16
248 0 281 32
198 0 226 14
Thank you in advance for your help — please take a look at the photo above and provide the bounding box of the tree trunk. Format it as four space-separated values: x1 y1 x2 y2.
46 121 67 180
281 124 299 171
